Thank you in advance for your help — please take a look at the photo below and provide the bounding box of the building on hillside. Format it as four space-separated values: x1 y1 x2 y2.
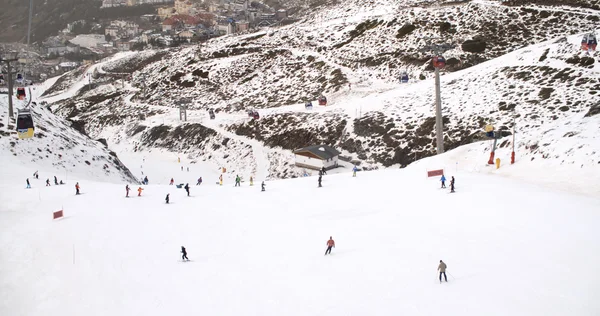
69 34 108 49
174 0 193 14
276 9 287 20
293 145 341 171
158 6 176 19
176 29 197 42
102 0 126 8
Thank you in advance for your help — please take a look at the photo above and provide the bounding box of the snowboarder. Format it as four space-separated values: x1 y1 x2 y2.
138 186 144 196
46 179 51 186
321 166 327 175
352 166 358 177
126 185 130 197
197 177 202 185
165 193 170 204
26 178 31 189
438 260 447 283
75 182 80 195
54 176 58 185
318 175 322 188
325 236 335 255
170 178 174 185
450 176 455 193
235 175 241 187
184 183 190 196
440 175 446 188
181 246 189 261
249 176 254 186
261 181 265 192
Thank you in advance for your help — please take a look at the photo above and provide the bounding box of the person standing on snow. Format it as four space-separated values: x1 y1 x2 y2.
249 176 253 186
184 183 190 196
450 176 455 193
219 174 223 186
325 236 335 255
165 193 170 204
181 246 189 261
170 178 174 185
46 179 51 186
440 175 446 188
137 186 144 196
438 260 448 283
197 177 202 185
54 176 58 185
75 182 80 195
26 178 31 189
235 175 241 187
261 181 266 192
318 175 322 188
352 166 358 177
144 176 149 185
126 185 130 197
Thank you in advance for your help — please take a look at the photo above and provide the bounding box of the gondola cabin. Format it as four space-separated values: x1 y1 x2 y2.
432 56 446 69
16 87 26 100
400 72 409 83
582 33 597 52
318 96 327 106
208 109 215 119
305 101 313 110
16 109 34 139
16 73 23 81
484 124 495 138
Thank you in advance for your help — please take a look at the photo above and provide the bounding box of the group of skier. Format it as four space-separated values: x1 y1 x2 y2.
25 172 65 189
440 175 456 193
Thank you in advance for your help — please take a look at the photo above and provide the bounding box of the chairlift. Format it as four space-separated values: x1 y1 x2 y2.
432 56 446 69
16 108 34 139
16 87 26 100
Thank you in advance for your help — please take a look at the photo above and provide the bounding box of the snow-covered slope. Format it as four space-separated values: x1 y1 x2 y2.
43 0 600 192
1 149 599 316
0 82 138 186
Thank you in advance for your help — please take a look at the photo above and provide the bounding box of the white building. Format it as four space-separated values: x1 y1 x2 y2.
293 145 341 171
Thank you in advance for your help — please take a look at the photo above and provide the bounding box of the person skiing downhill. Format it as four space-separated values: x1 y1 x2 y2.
438 260 448 283
54 176 58 185
249 176 253 186
184 183 190 196
352 166 358 177
318 175 322 188
46 179 51 186
138 186 144 196
126 185 130 197
197 177 202 185
75 182 80 195
26 178 31 189
165 193 170 204
170 178 174 185
440 175 446 188
450 176 455 193
325 236 335 255
181 246 189 261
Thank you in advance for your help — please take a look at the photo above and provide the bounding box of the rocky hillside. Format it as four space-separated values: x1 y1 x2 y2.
44 0 600 179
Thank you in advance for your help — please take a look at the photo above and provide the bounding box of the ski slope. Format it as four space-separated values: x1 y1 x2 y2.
1 151 599 316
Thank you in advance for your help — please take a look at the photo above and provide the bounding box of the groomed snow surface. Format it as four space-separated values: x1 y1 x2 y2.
1 152 599 316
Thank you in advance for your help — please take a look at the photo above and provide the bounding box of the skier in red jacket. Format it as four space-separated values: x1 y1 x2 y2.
325 236 335 255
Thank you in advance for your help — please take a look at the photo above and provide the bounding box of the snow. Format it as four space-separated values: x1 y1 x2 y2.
1 149 599 315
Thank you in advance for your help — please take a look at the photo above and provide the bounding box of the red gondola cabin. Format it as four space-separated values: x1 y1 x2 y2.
16 88 26 100
432 56 446 69
318 96 327 106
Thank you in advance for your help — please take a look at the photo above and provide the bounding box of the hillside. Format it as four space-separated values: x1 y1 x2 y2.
1 145 599 315
42 0 600 189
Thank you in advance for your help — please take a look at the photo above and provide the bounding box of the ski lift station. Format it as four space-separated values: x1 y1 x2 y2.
293 145 341 171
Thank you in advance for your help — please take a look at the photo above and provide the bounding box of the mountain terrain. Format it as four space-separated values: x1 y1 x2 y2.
38 0 600 188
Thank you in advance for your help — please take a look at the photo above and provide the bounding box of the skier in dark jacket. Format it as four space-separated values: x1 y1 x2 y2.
184 183 190 196
54 176 58 185
46 179 51 186
450 176 455 193
165 193 170 204
197 177 202 185
318 175 322 187
26 178 31 189
321 166 327 175
261 181 265 192
126 185 130 197
181 246 189 261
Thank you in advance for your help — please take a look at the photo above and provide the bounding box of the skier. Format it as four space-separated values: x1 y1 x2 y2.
197 177 202 185
440 175 446 188
181 246 189 261
75 182 80 195
54 176 58 185
187 167 189 172
261 181 266 192
352 166 358 177
165 193 170 204
34 171 39 179
138 186 144 196
46 179 51 186
235 175 241 187
184 183 190 196
325 236 335 255
318 175 322 188
450 176 455 193
219 174 223 186
438 260 448 283
321 166 327 175
126 185 130 197
26 178 31 189
170 178 174 185
249 176 253 186
144 176 149 185
181 166 183 171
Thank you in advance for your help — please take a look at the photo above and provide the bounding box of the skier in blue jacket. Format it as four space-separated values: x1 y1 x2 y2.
352 166 358 177
440 175 446 188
